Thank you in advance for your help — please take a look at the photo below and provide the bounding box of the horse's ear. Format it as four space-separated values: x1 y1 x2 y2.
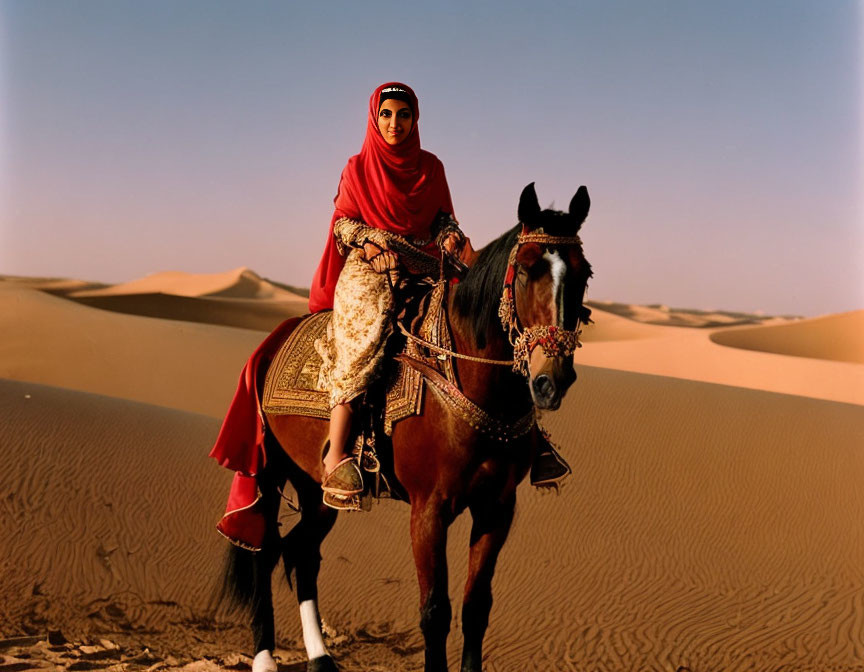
569 186 590 229
518 182 541 226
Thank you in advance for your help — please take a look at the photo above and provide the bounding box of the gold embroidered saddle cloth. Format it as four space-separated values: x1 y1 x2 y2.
261 279 455 434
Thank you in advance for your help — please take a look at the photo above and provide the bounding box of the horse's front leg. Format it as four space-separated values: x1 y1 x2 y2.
411 497 454 672
460 493 516 672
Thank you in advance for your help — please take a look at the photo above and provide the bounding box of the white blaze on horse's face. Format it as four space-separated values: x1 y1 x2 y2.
545 250 567 327
526 246 581 412
527 249 567 381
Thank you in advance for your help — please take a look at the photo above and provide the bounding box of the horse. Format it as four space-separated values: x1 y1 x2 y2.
220 182 593 672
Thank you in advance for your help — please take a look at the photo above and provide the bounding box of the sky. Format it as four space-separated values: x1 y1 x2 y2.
1 0 861 316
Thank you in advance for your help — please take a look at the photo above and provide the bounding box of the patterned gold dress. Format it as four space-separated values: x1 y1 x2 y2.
314 215 460 408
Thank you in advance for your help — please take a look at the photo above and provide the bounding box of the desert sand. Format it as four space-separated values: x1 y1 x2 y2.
709 310 864 365
1 270 862 672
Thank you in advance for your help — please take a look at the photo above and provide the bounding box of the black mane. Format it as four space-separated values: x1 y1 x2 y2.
452 224 521 349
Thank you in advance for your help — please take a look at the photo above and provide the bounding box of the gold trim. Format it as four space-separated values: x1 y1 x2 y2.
262 311 331 419
399 355 536 442
215 525 262 552
216 488 264 552
383 359 424 435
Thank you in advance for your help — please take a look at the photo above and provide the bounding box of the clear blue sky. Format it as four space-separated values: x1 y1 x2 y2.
1 0 860 315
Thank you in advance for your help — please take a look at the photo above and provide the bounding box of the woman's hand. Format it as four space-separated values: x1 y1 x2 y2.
442 231 462 255
363 241 399 273
442 231 477 267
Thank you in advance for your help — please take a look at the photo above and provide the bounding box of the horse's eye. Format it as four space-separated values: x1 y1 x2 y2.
528 258 550 281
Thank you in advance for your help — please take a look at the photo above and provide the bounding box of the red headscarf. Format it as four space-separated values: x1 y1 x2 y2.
308 82 454 312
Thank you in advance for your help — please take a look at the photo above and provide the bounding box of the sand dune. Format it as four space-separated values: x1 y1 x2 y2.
579 307 667 342
69 292 309 332
0 286 262 416
711 309 864 364
0 274 109 294
586 299 791 328
575 314 864 406
70 267 306 301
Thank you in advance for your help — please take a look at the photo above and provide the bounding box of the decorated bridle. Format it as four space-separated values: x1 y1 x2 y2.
497 225 586 376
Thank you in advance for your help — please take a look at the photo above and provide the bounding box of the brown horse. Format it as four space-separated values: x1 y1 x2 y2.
222 183 593 672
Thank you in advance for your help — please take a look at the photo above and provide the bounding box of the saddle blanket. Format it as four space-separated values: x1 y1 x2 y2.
261 310 424 435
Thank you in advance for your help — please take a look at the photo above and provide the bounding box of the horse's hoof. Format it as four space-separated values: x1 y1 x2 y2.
308 654 339 672
252 650 278 672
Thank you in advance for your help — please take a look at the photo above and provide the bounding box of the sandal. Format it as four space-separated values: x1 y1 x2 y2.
323 491 363 512
322 456 363 496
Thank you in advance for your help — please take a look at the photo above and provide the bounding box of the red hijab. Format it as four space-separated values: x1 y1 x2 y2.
309 82 454 312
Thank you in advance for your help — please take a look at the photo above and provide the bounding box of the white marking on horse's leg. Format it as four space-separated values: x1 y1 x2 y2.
300 599 328 660
252 649 278 672
544 250 567 326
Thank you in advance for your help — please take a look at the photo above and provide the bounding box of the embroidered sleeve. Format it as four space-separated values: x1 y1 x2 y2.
332 217 391 255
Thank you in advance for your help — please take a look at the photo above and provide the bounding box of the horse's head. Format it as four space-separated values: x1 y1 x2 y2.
504 182 593 410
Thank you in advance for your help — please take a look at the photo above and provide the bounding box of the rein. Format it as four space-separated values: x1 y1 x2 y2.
397 322 513 366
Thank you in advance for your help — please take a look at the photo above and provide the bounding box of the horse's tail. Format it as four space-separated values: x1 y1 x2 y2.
216 471 299 612
219 541 258 609
217 532 301 611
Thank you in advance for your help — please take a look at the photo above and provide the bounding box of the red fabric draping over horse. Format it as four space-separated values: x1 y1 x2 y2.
209 318 300 549
308 81 454 313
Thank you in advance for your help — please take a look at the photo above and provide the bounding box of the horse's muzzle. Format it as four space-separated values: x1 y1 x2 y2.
532 374 560 410
530 364 576 411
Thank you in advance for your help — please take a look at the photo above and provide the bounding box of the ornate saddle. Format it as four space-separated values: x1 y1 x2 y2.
261 278 454 430
260 277 457 504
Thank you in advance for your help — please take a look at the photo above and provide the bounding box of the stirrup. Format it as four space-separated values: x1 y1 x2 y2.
530 447 571 488
321 456 363 496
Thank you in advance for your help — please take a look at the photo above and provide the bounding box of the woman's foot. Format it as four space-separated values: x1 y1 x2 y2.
322 456 364 512
322 455 363 496
321 402 363 509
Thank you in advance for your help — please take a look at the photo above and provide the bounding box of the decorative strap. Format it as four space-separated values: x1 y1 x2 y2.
397 355 536 441
517 231 582 246
512 326 581 376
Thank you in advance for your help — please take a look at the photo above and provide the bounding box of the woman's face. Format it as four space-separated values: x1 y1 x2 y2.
377 98 413 145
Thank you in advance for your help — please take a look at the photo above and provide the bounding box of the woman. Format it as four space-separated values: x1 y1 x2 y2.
309 82 471 507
